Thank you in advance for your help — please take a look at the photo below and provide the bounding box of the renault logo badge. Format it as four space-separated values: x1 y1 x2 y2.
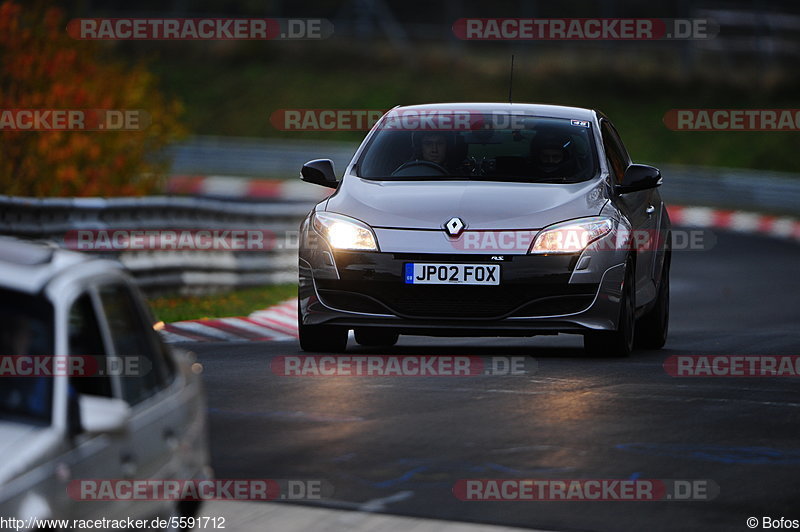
444 217 466 237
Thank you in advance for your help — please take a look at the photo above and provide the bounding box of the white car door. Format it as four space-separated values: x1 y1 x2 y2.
95 282 185 519
63 290 138 523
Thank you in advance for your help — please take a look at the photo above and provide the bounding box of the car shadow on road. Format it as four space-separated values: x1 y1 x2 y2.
344 338 595 359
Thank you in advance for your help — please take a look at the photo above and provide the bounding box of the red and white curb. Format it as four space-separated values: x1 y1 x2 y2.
159 205 798 343
161 299 299 343
167 174 332 201
667 205 800 240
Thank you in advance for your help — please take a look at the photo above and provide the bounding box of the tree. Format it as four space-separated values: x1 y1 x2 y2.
0 1 185 196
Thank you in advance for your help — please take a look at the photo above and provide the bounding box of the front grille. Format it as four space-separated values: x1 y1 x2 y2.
388 294 518 318
316 280 597 319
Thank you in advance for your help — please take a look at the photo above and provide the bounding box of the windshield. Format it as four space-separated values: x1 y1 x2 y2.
357 115 598 183
0 288 55 424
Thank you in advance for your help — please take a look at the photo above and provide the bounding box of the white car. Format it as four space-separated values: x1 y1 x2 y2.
0 237 211 530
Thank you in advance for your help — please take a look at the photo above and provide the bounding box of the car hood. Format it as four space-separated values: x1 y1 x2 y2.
325 175 608 230
0 421 60 485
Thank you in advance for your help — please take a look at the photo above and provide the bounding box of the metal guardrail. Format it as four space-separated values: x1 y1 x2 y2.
0 195 314 294
167 136 358 178
658 164 800 216
2 138 798 294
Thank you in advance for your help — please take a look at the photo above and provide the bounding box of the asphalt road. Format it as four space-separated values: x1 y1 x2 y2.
186 231 800 532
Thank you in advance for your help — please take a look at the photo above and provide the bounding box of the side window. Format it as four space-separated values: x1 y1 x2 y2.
68 293 112 398
97 284 170 405
601 121 629 185
608 123 631 163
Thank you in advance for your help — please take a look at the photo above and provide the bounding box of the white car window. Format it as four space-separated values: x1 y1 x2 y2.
68 292 113 398
97 284 168 404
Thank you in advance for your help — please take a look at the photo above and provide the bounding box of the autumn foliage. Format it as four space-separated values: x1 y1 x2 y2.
0 1 185 196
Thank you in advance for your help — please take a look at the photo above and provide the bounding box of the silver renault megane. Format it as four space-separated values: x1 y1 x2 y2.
297 103 670 356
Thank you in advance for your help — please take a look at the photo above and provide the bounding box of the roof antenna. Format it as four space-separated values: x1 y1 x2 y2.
508 54 515 104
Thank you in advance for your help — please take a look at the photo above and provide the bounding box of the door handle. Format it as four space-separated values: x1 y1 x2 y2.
120 453 137 478
646 205 656 216
163 428 179 451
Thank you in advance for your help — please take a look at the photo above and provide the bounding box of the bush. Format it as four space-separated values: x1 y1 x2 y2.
0 1 185 196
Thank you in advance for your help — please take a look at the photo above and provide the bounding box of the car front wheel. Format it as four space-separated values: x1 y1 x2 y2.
298 307 348 352
635 252 670 349
584 259 635 358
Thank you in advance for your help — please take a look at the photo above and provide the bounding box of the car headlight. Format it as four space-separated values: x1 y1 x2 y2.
313 212 378 251
529 216 614 254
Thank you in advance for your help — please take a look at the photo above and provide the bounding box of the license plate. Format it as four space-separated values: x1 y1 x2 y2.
404 263 500 285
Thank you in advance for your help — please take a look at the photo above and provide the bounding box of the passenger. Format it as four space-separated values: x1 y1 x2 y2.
530 135 578 179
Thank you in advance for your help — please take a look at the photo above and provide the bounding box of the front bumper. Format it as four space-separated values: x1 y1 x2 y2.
299 237 628 334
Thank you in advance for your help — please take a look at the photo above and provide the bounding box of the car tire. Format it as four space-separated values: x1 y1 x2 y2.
584 259 635 358
298 307 348 352
164 500 203 531
635 252 670 349
354 328 399 347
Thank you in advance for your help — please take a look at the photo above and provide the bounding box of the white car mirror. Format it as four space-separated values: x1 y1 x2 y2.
79 395 131 434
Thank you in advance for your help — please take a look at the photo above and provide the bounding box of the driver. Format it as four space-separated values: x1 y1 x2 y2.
419 132 448 165
410 131 453 168
391 131 458 176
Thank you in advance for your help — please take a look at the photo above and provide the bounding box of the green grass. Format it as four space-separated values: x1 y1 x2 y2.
147 284 296 323
138 42 800 174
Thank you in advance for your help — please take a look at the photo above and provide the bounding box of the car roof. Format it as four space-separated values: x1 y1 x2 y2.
0 237 116 294
391 102 597 121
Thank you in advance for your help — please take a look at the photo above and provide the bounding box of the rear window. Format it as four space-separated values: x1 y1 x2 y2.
357 114 598 183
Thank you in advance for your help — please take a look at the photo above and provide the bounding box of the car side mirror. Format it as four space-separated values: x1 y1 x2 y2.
616 164 662 194
301 159 338 188
79 395 131 434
